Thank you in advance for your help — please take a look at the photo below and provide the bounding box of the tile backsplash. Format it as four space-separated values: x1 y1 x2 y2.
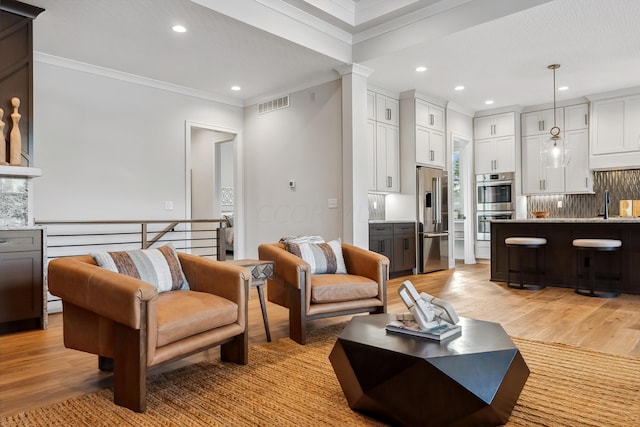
527 169 640 218
368 193 385 220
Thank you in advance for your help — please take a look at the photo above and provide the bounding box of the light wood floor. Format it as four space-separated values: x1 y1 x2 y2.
1 262 640 418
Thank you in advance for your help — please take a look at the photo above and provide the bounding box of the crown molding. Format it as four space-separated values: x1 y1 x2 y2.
34 52 244 108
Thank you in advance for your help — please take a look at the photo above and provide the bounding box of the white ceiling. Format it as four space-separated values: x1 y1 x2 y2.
26 0 640 113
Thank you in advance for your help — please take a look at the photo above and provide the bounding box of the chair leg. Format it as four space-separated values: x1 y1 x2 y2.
98 356 113 372
221 330 248 364
287 285 306 345
113 320 147 413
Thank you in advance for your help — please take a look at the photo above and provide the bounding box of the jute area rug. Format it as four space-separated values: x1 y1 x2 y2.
2 323 640 427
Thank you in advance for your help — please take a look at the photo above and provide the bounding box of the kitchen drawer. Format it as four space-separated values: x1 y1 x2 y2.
369 223 393 235
393 223 415 235
0 230 42 253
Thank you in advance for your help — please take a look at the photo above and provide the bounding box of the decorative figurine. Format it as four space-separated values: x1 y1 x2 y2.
9 97 21 166
0 108 6 165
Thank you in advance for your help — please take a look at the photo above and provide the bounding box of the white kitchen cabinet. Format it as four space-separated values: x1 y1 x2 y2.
375 123 400 192
400 94 446 170
521 108 563 136
521 134 564 194
415 126 445 168
415 99 444 131
565 129 592 193
521 103 592 195
474 112 515 140
474 112 516 174
366 120 400 193
591 94 640 170
475 136 516 174
375 93 399 126
564 103 588 131
367 91 400 192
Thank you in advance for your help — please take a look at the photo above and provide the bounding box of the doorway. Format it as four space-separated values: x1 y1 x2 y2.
452 133 476 265
185 121 242 258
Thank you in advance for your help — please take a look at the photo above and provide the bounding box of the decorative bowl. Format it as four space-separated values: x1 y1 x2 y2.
531 211 550 218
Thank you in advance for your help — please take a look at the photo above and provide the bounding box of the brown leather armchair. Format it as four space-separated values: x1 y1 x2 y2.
47 252 250 412
258 242 388 344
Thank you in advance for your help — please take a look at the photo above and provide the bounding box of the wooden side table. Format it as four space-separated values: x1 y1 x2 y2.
224 259 273 341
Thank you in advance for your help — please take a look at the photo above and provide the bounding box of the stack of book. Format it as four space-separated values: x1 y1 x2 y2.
386 315 461 341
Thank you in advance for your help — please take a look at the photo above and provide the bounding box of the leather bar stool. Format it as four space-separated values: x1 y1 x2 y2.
573 239 622 298
505 237 547 290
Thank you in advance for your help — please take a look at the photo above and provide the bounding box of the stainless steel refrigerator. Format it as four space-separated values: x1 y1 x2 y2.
417 166 449 273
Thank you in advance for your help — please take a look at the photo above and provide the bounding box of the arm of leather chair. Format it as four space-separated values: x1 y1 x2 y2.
48 256 158 330
177 252 249 306
258 243 310 290
341 243 390 284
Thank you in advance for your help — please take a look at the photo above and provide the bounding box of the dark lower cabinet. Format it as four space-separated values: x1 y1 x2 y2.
491 221 640 295
0 229 44 334
369 223 393 264
370 222 416 276
393 223 416 272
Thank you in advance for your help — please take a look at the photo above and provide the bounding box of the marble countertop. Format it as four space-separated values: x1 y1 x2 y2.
0 225 45 230
493 217 640 223
369 220 416 223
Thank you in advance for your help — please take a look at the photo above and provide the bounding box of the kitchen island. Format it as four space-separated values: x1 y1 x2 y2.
491 218 640 295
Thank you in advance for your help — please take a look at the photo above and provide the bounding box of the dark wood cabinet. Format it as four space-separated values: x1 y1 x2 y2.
392 223 416 272
491 220 640 295
0 1 44 166
369 222 416 276
0 229 44 333
369 223 393 264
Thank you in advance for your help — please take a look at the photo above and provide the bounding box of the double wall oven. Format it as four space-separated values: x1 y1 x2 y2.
476 172 515 241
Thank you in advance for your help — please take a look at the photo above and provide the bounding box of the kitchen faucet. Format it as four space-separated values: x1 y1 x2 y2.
604 189 610 219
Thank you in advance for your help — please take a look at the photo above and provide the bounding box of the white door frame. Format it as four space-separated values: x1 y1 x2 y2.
451 132 476 265
185 120 245 258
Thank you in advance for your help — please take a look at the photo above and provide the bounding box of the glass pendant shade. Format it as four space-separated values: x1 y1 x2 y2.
541 134 571 168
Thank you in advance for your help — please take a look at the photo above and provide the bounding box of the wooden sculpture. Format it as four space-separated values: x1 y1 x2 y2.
9 97 21 166
0 108 6 165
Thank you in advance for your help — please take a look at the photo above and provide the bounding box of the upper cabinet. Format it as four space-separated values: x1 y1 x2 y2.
474 112 515 140
0 3 45 167
590 93 640 170
474 112 516 174
564 103 589 131
413 99 445 169
521 108 564 136
415 99 444 131
367 91 400 192
521 103 592 195
375 93 399 126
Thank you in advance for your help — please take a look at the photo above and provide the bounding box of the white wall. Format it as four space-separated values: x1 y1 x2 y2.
32 61 243 221
243 80 343 256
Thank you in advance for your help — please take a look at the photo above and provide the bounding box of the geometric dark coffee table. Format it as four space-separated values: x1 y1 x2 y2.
329 313 529 427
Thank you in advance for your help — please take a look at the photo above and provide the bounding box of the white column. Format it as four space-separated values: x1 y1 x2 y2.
336 64 373 248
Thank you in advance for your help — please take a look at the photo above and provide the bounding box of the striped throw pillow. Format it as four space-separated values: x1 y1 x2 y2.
286 239 347 274
91 244 189 292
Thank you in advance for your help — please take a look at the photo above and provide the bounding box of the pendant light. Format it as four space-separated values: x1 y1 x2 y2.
541 64 571 168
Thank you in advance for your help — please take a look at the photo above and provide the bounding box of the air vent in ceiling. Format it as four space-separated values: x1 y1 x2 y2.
258 95 289 114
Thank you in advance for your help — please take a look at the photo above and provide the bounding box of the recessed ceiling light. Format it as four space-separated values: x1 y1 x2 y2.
485 100 494 105
558 86 569 91
231 86 241 91
172 25 187 33
454 85 465 91
415 66 427 72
